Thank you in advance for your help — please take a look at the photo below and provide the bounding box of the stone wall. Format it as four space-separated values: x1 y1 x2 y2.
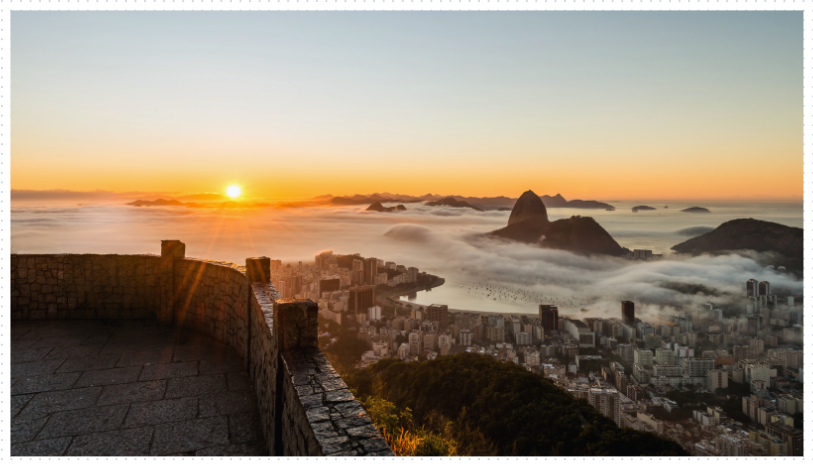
8 242 393 457
173 258 250 363
10 253 161 321
248 282 280 455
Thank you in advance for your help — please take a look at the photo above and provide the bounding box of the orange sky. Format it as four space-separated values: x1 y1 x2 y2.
11 12 803 202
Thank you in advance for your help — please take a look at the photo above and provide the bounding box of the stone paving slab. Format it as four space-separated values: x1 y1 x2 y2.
10 319 265 457
150 416 230 455
13 373 82 396
74 366 142 388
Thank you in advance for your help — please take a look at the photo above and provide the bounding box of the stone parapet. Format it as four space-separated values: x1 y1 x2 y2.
8 242 392 457
279 347 393 456
10 253 161 321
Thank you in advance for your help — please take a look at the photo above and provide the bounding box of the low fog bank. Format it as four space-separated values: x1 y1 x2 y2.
11 202 803 323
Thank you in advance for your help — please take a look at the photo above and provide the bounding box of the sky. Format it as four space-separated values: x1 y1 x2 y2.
11 12 803 201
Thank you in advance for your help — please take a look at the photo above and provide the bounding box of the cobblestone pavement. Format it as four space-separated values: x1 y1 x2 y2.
10 319 267 456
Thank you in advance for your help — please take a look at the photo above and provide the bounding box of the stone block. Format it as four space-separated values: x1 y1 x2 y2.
274 300 319 349
161 240 186 262
245 257 270 283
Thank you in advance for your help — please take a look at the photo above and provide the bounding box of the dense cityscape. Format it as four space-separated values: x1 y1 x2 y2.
269 250 804 457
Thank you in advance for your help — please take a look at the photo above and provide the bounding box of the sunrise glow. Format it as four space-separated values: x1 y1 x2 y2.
226 185 241 199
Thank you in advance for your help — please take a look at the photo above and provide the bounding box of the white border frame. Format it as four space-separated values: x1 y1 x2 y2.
1 2 809 461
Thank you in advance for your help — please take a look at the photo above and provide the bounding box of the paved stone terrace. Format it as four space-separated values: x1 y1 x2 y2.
10 319 267 456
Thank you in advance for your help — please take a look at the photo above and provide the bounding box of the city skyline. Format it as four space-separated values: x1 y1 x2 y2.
12 11 802 201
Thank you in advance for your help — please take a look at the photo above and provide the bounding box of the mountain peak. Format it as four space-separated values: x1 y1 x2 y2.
508 190 549 226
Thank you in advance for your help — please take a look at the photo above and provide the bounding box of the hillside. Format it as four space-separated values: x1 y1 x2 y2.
347 354 686 456
671 218 802 273
542 216 628 256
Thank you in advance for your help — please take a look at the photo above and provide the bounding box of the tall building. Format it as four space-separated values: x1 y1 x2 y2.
682 358 715 377
426 304 449 329
458 329 473 346
352 259 364 285
588 388 621 426
634 348 653 366
747 279 759 297
617 344 635 362
539 305 558 336
290 275 302 296
319 278 341 295
363 258 378 285
622 301 635 325
758 281 771 296
486 326 505 343
766 421 803 456
655 348 676 365
348 286 376 314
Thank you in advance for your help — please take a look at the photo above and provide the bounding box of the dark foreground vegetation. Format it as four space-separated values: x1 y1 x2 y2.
345 353 687 456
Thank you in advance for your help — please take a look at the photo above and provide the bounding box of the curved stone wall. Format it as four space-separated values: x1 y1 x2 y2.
9 243 392 457
173 258 250 363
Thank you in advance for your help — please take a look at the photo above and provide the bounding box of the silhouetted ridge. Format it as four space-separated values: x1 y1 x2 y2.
425 197 484 211
672 218 802 273
489 191 625 256
681 206 711 213
508 190 548 225
366 202 407 213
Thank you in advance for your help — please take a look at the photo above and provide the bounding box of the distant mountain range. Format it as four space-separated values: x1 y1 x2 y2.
320 192 614 210
126 199 270 209
424 197 484 211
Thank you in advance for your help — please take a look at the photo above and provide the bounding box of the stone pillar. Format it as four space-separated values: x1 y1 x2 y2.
246 257 271 283
159 240 185 324
274 299 318 350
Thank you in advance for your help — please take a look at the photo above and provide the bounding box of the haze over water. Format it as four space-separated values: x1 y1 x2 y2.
12 198 803 321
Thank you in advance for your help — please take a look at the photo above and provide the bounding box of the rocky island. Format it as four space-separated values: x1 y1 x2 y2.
632 205 656 213
540 194 615 210
681 206 711 213
366 202 407 213
489 190 627 256
671 218 802 274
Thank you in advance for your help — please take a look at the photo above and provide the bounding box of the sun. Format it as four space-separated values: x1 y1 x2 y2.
226 185 241 199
